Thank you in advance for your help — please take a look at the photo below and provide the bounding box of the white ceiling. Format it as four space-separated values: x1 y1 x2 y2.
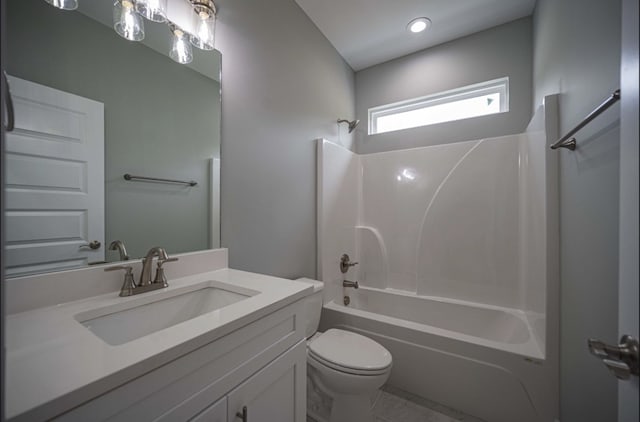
294 0 536 71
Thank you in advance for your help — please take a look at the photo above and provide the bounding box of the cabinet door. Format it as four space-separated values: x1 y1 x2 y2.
190 397 227 422
227 340 306 422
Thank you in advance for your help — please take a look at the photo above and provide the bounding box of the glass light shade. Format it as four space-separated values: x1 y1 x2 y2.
170 28 193 64
135 0 168 23
44 0 78 10
190 11 215 51
113 0 145 42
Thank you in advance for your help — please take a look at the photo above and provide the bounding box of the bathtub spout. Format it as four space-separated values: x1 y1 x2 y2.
343 280 359 289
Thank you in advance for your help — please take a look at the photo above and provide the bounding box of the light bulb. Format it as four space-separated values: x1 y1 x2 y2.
190 11 215 51
407 17 432 34
135 0 167 23
170 27 193 64
113 0 145 42
44 0 78 10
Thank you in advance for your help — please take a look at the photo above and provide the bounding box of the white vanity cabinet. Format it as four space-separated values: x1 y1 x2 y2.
50 300 307 422
226 339 306 422
190 397 226 422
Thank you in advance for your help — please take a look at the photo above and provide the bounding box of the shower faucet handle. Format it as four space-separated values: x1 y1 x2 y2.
340 254 359 273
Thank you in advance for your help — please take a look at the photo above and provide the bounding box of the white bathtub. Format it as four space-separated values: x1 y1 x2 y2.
319 286 557 422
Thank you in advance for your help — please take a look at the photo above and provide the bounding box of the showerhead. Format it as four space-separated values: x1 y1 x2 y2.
337 118 360 133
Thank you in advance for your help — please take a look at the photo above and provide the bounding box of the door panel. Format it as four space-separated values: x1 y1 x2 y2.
190 397 226 422
227 341 306 422
4 76 104 276
618 0 639 420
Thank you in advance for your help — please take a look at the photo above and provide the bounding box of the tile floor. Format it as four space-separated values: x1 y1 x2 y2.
308 384 487 422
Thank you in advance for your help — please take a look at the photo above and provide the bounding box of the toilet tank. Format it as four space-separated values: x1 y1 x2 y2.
295 278 324 338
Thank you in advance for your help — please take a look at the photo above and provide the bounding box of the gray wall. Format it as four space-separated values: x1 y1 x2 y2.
6 0 220 260
355 18 532 154
533 1 621 421
215 0 355 278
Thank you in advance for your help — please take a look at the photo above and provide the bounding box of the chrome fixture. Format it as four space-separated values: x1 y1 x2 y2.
139 247 168 286
124 173 198 186
343 280 359 289
80 240 102 250
105 264 137 297
169 24 193 64
236 406 248 422
153 254 178 287
108 240 130 261
44 0 78 10
189 0 217 50
104 246 178 296
550 89 620 151
343 295 351 306
337 119 360 133
44 0 217 65
588 335 639 380
114 0 145 41
135 0 168 23
339 253 358 273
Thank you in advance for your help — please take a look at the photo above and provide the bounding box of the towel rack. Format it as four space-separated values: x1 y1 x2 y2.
550 89 620 151
123 173 197 186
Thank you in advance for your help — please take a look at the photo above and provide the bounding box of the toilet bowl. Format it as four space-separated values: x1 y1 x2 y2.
296 278 392 422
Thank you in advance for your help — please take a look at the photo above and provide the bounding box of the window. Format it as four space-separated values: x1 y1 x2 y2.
368 77 509 135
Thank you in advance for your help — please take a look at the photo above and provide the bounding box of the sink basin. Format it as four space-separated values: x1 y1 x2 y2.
76 285 253 345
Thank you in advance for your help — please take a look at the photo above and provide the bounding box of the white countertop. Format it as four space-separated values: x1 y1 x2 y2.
5 268 312 421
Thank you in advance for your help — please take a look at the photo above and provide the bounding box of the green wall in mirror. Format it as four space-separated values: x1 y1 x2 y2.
4 0 221 276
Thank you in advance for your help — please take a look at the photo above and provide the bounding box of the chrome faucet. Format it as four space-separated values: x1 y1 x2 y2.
343 280 359 289
108 240 129 261
104 246 178 297
139 247 169 287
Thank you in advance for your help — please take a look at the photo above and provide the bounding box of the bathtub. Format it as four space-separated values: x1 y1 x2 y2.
319 286 557 422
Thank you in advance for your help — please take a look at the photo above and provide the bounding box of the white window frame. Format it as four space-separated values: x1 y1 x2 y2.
368 77 510 135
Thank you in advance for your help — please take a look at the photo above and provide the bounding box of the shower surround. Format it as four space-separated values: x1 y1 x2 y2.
317 96 560 422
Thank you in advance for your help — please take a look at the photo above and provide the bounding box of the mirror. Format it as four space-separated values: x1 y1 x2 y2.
4 0 221 277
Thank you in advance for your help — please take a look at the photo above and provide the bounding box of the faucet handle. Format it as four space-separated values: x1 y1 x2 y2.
153 257 178 286
340 254 359 273
104 265 137 297
104 264 134 273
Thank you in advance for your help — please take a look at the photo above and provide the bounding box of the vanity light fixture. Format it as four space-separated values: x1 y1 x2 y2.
407 17 431 33
114 0 145 41
135 0 168 23
45 0 217 64
169 24 194 64
44 0 78 10
189 0 216 51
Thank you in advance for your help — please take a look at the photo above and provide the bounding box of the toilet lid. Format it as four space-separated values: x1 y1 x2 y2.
308 329 392 372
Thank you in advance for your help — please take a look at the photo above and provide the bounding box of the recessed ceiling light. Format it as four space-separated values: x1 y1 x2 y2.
407 17 431 33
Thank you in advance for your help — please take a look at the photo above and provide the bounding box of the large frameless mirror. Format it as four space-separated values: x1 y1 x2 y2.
4 0 221 277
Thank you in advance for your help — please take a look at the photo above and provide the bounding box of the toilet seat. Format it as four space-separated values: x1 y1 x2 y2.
308 329 392 376
308 351 390 376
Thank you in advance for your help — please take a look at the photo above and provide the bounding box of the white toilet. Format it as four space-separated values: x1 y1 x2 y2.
297 278 392 422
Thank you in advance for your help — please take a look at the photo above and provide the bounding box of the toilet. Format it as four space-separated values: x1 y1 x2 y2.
297 278 392 422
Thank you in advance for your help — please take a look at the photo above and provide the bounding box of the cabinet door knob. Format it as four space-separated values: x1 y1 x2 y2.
236 406 248 421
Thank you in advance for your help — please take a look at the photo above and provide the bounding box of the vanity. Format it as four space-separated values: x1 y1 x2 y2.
5 249 311 421
3 2 312 420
